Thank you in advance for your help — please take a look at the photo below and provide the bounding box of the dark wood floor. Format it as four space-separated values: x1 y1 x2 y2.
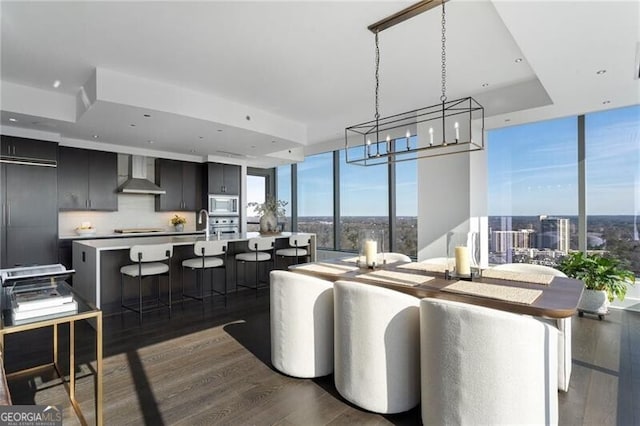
4 289 639 425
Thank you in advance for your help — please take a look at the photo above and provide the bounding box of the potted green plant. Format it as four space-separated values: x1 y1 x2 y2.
557 251 636 319
170 214 186 232
248 197 287 234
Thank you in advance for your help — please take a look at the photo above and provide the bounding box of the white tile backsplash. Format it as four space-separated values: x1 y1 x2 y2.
59 193 197 236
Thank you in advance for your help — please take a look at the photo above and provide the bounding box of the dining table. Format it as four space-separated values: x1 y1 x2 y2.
289 259 584 319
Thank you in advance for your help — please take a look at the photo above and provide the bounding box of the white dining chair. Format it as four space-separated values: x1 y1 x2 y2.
420 298 558 425
270 270 334 378
333 280 420 414
490 262 572 392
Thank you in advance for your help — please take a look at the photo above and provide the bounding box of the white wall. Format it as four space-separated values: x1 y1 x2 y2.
417 123 488 266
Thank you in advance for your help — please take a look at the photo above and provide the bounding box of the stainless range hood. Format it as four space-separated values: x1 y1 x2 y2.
117 155 166 195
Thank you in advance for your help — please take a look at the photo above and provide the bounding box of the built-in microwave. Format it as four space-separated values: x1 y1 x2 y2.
208 194 239 216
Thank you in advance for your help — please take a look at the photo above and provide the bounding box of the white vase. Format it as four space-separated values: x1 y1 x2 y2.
174 223 184 232
578 289 609 314
259 211 278 234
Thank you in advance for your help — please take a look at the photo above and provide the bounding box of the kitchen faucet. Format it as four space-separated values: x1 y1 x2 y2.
198 209 210 238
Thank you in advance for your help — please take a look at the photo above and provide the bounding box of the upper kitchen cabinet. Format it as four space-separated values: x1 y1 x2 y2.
155 159 202 211
1 135 57 161
58 147 118 211
208 162 240 195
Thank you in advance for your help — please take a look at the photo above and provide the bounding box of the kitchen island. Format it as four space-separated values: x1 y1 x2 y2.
73 232 316 313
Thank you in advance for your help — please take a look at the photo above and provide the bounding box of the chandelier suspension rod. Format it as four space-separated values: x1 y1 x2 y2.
368 0 448 34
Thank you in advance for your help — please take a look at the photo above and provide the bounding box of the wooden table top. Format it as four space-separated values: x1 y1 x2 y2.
289 260 584 319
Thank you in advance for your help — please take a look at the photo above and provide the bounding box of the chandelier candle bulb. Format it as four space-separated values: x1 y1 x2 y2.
455 246 471 276
365 239 378 267
429 127 434 145
454 122 460 142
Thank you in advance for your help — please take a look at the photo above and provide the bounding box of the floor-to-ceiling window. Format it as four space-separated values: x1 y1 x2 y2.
586 105 640 275
339 148 389 251
394 136 418 257
276 165 292 231
246 174 266 232
297 152 334 248
487 117 579 266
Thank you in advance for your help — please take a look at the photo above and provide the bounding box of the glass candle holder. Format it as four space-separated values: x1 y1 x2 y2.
447 231 480 278
358 229 384 269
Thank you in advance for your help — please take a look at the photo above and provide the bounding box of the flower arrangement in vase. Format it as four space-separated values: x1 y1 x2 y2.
170 214 186 232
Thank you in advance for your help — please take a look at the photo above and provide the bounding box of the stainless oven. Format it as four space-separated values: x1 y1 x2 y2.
209 216 239 235
208 194 239 216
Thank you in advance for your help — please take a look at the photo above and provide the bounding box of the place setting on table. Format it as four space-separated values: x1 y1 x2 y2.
289 230 583 318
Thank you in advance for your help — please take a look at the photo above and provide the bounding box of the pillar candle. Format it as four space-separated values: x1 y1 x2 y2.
81 221 91 229
364 240 377 267
455 246 470 275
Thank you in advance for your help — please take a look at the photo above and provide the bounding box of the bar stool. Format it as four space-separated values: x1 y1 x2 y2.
181 240 228 307
235 237 275 297
275 234 311 269
120 243 173 324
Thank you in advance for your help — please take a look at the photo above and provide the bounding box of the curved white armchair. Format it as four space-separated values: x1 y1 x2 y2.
270 271 334 378
334 280 420 414
491 263 571 392
420 298 558 425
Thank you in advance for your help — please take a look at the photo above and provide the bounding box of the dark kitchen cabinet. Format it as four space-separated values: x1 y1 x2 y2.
208 162 240 195
155 159 202 211
0 137 58 268
58 147 118 211
1 135 57 161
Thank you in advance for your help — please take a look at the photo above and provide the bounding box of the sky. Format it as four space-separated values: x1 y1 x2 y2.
274 104 639 218
488 104 639 216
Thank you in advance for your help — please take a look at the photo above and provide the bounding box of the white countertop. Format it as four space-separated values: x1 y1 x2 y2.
60 230 206 240
73 232 304 251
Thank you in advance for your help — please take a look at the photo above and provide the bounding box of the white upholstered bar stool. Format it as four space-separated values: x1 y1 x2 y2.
490 262 572 392
235 237 275 297
270 270 334 378
275 234 311 269
420 298 558 425
333 280 420 414
181 240 228 307
120 243 173 324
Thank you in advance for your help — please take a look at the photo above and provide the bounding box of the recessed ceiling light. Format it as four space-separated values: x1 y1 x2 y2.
245 115 251 121
251 145 256 148
189 149 196 153
53 80 61 88
147 140 154 144
602 100 611 104
481 83 489 88
217 129 223 132
272 140 276 144
514 58 523 63
143 114 151 118
198 136 204 139
504 118 511 122
130 124 136 127
92 134 99 139
596 69 607 75
8 118 17 122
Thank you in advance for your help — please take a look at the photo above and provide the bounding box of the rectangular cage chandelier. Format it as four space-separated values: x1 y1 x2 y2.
345 0 485 166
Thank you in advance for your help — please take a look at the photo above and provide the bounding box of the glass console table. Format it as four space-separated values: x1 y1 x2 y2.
0 282 103 426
